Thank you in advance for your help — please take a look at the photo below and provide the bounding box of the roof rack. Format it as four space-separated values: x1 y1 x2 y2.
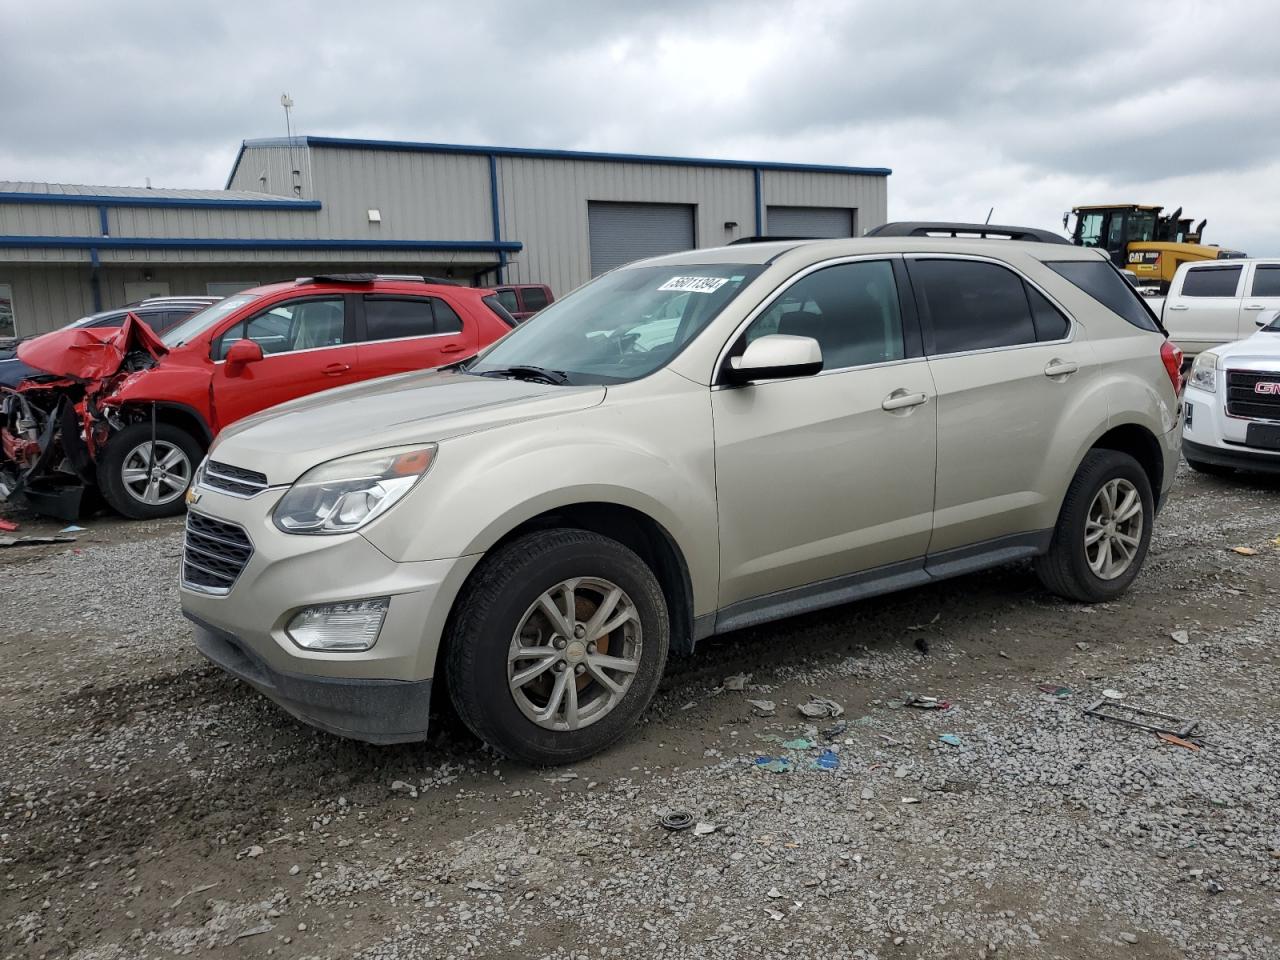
728 235 818 245
295 273 463 286
865 221 1071 245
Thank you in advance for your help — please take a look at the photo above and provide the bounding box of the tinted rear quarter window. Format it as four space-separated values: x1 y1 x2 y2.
496 289 520 313
910 259 1037 354
1026 286 1070 341
1181 265 1242 298
521 287 550 312
433 299 463 334
1044 260 1160 332
1251 265 1280 297
364 298 435 341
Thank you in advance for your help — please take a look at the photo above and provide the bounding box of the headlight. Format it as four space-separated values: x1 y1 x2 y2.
1188 352 1218 394
273 444 436 535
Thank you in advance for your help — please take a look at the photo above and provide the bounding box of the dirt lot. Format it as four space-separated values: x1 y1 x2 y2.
2 464 1279 960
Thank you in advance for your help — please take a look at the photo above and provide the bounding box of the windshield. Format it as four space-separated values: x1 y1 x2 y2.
161 293 258 347
467 264 763 384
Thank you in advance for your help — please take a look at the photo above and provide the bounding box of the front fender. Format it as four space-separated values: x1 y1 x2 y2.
359 372 719 616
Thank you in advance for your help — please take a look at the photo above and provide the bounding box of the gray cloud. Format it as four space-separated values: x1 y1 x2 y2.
2 0 1278 252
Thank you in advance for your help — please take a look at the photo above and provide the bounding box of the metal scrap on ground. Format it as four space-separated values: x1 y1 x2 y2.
1083 698 1200 740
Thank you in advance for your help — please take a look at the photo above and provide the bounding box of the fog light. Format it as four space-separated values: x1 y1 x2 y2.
286 598 389 651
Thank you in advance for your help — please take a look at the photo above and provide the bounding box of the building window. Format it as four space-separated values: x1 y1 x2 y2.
0 284 14 338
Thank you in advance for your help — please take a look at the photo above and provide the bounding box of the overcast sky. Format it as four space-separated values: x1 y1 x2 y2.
3 0 1278 253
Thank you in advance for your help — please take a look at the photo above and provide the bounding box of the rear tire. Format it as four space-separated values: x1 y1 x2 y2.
97 422 202 519
1185 457 1235 478
445 529 669 765
1035 449 1154 604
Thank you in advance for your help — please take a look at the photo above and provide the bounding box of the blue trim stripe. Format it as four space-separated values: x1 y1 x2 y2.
0 191 321 211
238 135 893 177
0 236 523 253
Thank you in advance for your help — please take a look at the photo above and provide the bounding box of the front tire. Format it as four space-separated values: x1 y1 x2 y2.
97 422 202 519
1035 449 1154 603
445 529 669 765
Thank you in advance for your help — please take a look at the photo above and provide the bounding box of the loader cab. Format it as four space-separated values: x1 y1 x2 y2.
1069 205 1159 267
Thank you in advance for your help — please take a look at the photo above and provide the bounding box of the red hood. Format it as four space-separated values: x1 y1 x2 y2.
16 314 168 381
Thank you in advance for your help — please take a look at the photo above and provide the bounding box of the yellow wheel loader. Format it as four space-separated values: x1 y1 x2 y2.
1066 204 1246 293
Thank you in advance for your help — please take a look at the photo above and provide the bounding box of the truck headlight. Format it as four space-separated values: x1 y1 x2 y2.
273 445 436 535
1188 352 1218 394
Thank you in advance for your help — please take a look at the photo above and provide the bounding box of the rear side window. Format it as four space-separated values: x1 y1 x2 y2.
1044 260 1160 332
482 294 518 327
1026 286 1070 341
364 297 435 341
521 287 550 312
495 289 519 313
1251 265 1280 297
433 299 463 334
1181 265 1242 298
910 259 1036 354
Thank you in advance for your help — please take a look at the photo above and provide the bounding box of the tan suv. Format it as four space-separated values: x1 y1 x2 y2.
180 223 1183 764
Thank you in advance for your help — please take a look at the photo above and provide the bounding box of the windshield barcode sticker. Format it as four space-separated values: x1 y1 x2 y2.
658 276 730 294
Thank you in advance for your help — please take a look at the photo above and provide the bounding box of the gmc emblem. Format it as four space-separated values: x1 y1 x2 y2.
1255 381 1280 395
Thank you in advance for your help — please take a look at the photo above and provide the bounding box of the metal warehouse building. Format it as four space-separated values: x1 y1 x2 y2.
0 136 890 337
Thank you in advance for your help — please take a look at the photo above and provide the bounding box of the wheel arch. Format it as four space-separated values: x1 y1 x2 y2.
436 500 700 693
1088 421 1165 505
113 401 213 450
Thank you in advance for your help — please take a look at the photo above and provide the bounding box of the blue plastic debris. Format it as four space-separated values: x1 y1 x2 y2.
939 734 962 747
811 749 840 771
755 757 793 773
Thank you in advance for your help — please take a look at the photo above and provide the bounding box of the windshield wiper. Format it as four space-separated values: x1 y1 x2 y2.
475 364 570 385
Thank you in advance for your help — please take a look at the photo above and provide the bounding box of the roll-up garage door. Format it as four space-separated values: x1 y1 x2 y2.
588 201 696 276
766 205 855 238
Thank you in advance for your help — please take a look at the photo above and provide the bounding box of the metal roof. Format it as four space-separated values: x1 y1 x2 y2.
230 135 892 186
0 181 319 209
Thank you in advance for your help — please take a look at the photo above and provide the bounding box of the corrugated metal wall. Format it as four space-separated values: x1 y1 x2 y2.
761 169 887 237
226 144 314 198
0 264 96 335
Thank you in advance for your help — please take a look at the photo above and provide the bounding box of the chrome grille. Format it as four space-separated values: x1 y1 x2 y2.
1226 370 1280 421
203 460 269 497
183 511 253 594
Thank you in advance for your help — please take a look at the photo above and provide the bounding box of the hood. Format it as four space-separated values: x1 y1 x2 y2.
16 314 167 381
1213 329 1280 366
211 368 606 485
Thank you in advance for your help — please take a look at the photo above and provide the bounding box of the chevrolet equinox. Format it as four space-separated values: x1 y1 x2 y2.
181 224 1183 764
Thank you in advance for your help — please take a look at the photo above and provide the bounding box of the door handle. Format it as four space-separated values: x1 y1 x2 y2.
439 343 466 354
1244 304 1265 310
1044 359 1079 378
321 362 351 376
881 390 928 411
1168 304 1189 311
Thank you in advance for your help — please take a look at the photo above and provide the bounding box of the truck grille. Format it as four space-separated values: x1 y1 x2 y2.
203 460 269 497
183 511 254 594
1225 370 1280 421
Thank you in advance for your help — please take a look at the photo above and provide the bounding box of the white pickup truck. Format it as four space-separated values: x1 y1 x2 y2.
1160 258 1280 357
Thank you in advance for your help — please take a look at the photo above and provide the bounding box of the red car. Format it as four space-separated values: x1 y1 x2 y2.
1 274 515 519
492 283 555 322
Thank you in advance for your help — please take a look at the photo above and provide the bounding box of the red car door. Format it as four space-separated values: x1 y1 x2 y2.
208 294 361 429
356 294 478 378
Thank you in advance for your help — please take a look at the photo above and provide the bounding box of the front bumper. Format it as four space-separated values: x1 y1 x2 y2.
1183 437 1280 474
191 613 433 744
179 482 481 741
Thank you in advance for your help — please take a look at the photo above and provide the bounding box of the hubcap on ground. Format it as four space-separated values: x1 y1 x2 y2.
1084 477 1143 580
121 440 192 506
507 577 642 732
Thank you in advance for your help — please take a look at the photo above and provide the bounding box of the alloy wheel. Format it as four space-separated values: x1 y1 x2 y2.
1084 477 1144 580
507 577 642 731
120 440 193 506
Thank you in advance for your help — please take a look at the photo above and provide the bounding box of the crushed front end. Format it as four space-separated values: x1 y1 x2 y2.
0 316 166 519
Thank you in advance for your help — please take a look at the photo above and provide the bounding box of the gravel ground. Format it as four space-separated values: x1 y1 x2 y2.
2 464 1279 959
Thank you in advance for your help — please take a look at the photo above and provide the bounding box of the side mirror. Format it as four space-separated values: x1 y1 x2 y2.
224 338 264 372
722 334 823 385
1257 309 1280 329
